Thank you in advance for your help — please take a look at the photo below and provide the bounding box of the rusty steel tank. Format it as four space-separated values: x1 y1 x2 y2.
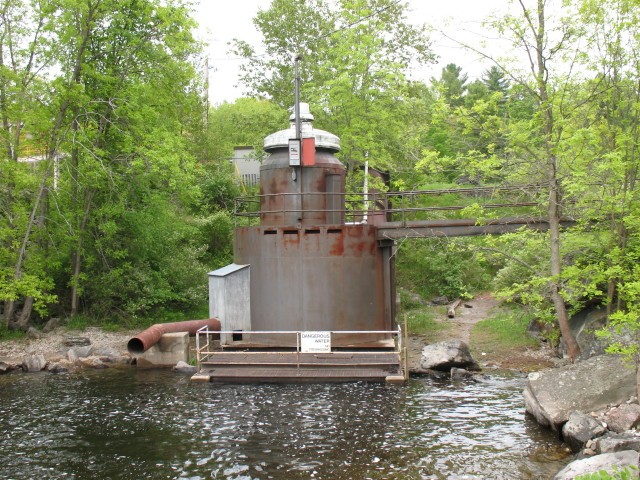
233 104 395 346
259 105 345 226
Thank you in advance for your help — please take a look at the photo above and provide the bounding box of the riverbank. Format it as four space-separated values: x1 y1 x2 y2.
0 294 556 375
406 293 557 373
0 327 137 372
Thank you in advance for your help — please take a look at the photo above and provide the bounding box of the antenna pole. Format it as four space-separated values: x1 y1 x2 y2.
294 54 303 223
294 54 302 142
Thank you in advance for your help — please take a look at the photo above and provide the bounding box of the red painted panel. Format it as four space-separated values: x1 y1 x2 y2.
302 137 316 166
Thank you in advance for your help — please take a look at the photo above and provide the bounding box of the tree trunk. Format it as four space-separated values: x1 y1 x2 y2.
447 299 462 318
548 176 580 361
70 191 93 316
3 300 15 328
13 296 34 330
528 0 580 361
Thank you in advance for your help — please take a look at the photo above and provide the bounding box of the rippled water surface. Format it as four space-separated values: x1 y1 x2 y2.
0 369 570 479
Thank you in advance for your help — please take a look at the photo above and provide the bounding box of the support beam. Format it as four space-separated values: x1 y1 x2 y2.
376 217 577 240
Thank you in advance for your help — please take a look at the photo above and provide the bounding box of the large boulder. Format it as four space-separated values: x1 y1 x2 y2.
560 307 608 360
79 356 106 369
22 354 47 372
26 327 43 340
524 355 636 431
562 411 607 453
42 317 61 333
450 367 473 380
173 361 197 375
605 404 640 434
553 451 639 480
47 359 72 373
67 345 93 361
420 341 478 372
597 432 640 454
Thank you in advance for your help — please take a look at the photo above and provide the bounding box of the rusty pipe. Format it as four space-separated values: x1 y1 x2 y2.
127 318 221 355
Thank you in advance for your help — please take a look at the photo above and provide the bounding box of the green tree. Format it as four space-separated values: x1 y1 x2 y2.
234 0 434 171
482 66 510 95
205 98 288 164
1 0 210 326
436 63 468 107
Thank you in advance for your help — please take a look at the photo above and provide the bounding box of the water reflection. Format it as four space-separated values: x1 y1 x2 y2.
0 370 569 479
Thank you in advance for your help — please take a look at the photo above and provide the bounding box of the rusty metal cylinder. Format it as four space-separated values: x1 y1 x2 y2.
127 318 220 354
261 104 345 227
260 150 345 226
231 103 393 347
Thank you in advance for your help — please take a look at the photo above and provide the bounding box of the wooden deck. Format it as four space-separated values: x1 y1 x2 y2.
193 351 404 384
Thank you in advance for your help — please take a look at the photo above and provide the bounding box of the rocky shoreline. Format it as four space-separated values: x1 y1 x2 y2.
0 327 138 374
524 354 640 479
411 338 640 479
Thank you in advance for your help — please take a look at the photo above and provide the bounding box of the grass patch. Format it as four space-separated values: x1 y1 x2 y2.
403 307 453 343
0 324 26 341
471 309 538 358
63 302 211 332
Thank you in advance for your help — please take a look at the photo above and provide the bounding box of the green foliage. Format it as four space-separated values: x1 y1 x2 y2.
0 0 222 329
434 63 468 107
65 314 119 332
398 289 423 311
482 66 510 95
575 466 639 480
0 324 26 341
83 195 209 319
205 98 288 164
234 0 434 172
395 237 494 300
198 165 243 212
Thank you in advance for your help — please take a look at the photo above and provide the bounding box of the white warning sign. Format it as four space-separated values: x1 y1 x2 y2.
300 331 331 353
288 139 301 166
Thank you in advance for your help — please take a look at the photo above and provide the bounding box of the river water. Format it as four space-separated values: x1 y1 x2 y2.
0 369 570 479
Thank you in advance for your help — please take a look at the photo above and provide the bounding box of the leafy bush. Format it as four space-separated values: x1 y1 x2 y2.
575 466 639 480
395 237 493 300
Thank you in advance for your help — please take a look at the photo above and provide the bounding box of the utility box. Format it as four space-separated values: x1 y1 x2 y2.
208 264 251 345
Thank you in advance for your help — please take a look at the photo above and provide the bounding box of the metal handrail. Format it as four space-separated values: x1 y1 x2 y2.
233 186 550 227
195 326 402 371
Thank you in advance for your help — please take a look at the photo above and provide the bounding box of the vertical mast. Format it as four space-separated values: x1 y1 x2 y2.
294 54 303 224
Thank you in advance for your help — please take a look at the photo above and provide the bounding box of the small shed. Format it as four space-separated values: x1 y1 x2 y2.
208 264 250 345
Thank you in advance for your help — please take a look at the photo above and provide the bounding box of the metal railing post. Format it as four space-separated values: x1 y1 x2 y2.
196 328 201 370
403 315 409 381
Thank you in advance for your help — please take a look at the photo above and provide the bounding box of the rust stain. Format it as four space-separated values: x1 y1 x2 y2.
329 232 345 256
282 230 300 248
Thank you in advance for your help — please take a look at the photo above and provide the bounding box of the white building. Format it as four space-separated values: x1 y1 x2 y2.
230 146 260 187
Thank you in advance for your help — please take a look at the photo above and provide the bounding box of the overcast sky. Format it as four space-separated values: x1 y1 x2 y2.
195 0 512 105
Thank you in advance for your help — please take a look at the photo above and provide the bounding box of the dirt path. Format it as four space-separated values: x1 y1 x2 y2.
442 293 501 344
406 293 554 373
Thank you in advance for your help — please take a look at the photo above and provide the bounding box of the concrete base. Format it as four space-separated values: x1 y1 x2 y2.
385 375 407 385
137 332 189 368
